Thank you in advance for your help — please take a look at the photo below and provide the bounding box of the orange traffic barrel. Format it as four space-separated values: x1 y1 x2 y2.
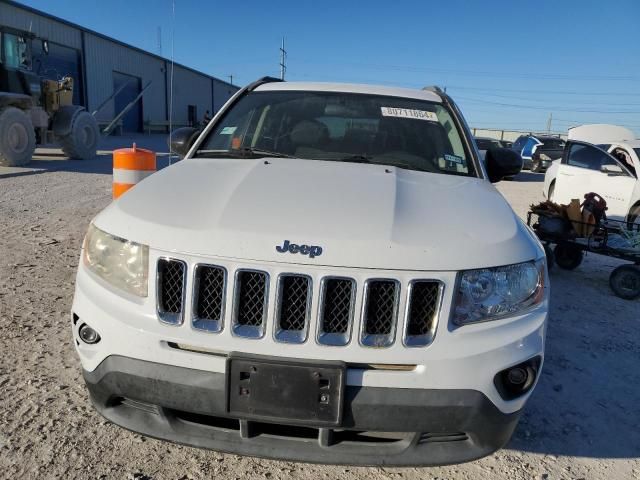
112 143 156 199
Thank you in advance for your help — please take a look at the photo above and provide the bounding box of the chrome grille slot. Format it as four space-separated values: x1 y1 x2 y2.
157 258 186 325
192 265 226 333
360 279 399 348
232 269 269 338
404 281 442 347
317 277 355 346
274 274 311 343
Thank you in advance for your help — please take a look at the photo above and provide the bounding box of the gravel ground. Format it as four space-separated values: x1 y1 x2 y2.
1 139 639 480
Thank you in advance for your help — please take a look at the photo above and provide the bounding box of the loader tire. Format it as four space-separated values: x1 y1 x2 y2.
59 111 99 160
0 107 36 167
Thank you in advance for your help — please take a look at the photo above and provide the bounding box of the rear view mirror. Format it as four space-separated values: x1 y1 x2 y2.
601 164 624 175
485 148 523 182
168 127 199 158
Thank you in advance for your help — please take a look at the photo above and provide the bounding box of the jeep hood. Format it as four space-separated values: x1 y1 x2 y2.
94 157 540 271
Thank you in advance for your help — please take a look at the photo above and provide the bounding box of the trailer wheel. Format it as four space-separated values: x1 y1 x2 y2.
0 107 36 167
553 243 583 270
609 265 640 300
59 111 99 160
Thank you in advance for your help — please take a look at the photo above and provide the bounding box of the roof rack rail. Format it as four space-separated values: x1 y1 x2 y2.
422 85 445 95
247 76 284 91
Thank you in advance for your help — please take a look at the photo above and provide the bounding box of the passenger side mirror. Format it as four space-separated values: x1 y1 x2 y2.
168 127 199 158
601 164 625 175
485 148 523 182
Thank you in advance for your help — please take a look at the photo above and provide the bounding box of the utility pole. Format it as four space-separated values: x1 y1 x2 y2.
228 75 233 86
279 37 287 80
546 112 553 132
157 26 162 56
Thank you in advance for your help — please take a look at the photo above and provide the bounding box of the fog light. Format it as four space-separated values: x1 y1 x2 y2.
507 367 528 386
494 356 541 400
79 323 101 344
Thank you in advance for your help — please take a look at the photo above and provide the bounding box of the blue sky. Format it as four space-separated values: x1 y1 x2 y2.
20 0 640 135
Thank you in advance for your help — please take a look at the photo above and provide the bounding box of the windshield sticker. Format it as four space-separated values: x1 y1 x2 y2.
381 107 438 122
444 154 464 164
220 126 237 135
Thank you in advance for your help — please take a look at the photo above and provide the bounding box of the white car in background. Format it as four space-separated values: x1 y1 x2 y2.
543 140 640 224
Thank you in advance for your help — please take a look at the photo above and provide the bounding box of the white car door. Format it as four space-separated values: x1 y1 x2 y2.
553 142 636 218
552 143 597 204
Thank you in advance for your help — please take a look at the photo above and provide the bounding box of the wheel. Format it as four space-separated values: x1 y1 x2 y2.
553 243 584 270
544 244 555 271
609 265 640 300
531 157 542 173
0 107 36 167
59 110 99 159
548 181 555 202
627 204 640 232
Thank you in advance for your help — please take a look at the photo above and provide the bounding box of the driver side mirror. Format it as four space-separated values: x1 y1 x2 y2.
601 164 625 175
168 127 199 158
485 148 523 182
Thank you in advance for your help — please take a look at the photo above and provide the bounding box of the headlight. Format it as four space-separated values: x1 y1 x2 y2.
539 153 551 161
83 224 149 297
453 259 545 325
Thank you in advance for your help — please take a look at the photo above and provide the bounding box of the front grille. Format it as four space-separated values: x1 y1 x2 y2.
157 258 186 325
192 265 226 332
232 270 268 338
155 256 442 349
275 274 311 343
404 281 441 347
361 280 399 347
317 278 355 346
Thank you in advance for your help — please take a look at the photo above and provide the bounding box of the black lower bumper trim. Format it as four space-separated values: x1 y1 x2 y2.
83 355 521 466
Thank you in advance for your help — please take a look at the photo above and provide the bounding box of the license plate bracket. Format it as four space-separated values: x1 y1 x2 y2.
227 355 345 427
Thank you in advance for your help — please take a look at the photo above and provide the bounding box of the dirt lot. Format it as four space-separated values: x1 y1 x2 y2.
1 139 639 480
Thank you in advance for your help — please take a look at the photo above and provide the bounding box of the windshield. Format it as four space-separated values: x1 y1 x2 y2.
475 138 502 150
634 148 640 160
197 90 476 177
540 138 565 149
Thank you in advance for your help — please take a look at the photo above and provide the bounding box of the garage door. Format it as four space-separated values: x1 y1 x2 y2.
113 71 142 133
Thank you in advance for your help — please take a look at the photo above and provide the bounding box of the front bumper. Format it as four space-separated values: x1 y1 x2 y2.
85 355 522 466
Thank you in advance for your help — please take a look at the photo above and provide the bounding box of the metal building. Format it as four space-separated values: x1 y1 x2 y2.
0 0 238 133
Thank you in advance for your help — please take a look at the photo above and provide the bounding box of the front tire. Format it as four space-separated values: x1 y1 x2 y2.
548 181 556 202
0 107 36 167
59 111 99 160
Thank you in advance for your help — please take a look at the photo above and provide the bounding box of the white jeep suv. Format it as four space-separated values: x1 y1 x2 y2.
72 77 547 466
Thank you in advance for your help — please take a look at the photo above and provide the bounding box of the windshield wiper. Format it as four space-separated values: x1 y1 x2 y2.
336 154 373 163
196 148 295 159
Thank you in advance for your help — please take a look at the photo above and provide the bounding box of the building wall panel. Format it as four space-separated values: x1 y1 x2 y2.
0 2 82 48
167 65 212 126
84 33 167 124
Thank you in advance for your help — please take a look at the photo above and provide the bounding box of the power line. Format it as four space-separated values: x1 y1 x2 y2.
456 96 639 114
449 91 640 107
287 58 638 81
447 85 640 97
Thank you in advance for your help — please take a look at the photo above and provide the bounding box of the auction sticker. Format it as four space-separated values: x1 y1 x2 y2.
445 154 464 164
220 126 237 135
381 107 438 122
